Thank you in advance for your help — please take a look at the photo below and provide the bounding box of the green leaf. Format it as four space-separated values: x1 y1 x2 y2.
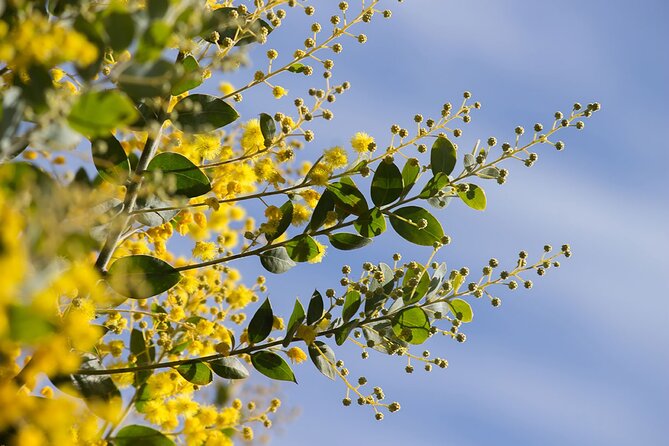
171 55 202 96
368 262 395 294
68 90 138 137
147 152 211 198
418 173 451 199
427 262 448 298
284 235 321 262
458 183 487 211
116 59 176 99
334 320 358 346
176 362 213 385
477 166 500 179
259 247 297 274
287 63 307 73
431 136 457 175
148 0 170 19
448 298 473 323
107 255 181 298
251 351 297 383
248 298 274 344
362 322 407 354
265 200 293 242
307 189 335 232
91 135 130 184
104 11 135 52
326 181 368 216
134 196 179 227
209 357 250 380
450 271 465 294
202 8 273 46
130 328 155 386
259 112 276 148
134 384 152 413
342 290 361 322
8 305 55 343
115 425 175 446
353 207 386 238
371 161 403 206
328 233 372 251
402 264 430 305
136 19 171 62
307 290 323 325
464 153 476 172
52 353 122 421
391 307 431 345
170 94 239 134
388 206 444 246
282 298 306 347
401 159 421 196
308 341 337 381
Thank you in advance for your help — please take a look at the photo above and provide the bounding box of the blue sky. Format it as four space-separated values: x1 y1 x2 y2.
209 1 669 445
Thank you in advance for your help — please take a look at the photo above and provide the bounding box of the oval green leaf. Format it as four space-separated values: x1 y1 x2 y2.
116 59 176 99
170 94 239 134
248 298 274 344
342 290 361 322
282 298 306 347
107 255 181 298
402 264 430 305
328 233 372 251
388 206 444 246
308 341 337 381
326 181 369 216
91 135 130 185
371 161 403 206
259 112 276 148
171 55 202 96
209 357 250 380
176 362 213 385
353 207 386 238
251 351 297 383
401 159 421 196
307 289 324 326
259 247 297 274
431 136 457 175
147 152 211 198
458 183 487 211
391 307 431 345
68 90 138 137
115 425 175 446
284 235 321 263
448 298 473 323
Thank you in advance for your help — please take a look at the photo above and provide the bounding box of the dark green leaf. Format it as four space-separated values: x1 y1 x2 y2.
388 206 444 246
371 161 403 206
68 90 138 137
328 233 372 251
334 320 358 346
171 55 202 96
8 305 55 342
308 341 337 381
259 247 296 274
116 59 176 99
91 135 130 184
401 159 421 196
391 307 431 345
248 298 274 344
307 189 335 232
259 112 276 148
353 207 386 237
115 425 174 446
364 293 388 317
209 357 250 380
307 290 323 325
418 172 450 199
448 298 473 323
147 152 211 198
342 290 361 322
402 264 430 304
458 183 487 211
176 362 213 385
104 11 135 52
170 94 239 134
431 136 457 175
265 200 292 242
251 351 296 383
284 235 321 262
107 255 181 298
326 181 368 216
282 298 306 347
130 328 155 386
148 0 169 18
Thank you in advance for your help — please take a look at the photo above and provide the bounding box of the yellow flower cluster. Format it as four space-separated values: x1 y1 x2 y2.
0 13 98 70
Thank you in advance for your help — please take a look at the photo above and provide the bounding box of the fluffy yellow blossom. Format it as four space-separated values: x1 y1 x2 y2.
287 346 307 364
254 157 285 186
307 164 332 186
351 132 375 153
291 203 311 226
218 81 235 95
272 85 288 99
299 189 321 208
323 146 348 169
296 325 316 345
240 119 265 153
191 134 222 160
193 241 217 261
217 406 240 428
226 285 255 309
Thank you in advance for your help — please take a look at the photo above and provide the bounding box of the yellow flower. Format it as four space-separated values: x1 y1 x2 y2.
272 85 288 99
240 119 265 153
299 189 320 208
191 134 221 160
291 203 310 226
286 347 307 364
351 132 375 153
193 241 217 261
296 325 316 345
309 239 327 264
218 81 235 95
226 285 255 309
323 146 348 169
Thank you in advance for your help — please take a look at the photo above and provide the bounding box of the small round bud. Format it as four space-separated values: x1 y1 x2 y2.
515 126 525 135
455 333 467 343
491 297 502 307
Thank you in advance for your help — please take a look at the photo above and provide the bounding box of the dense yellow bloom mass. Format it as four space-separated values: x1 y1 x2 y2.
351 132 375 153
0 14 97 69
287 347 307 364
240 119 265 153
